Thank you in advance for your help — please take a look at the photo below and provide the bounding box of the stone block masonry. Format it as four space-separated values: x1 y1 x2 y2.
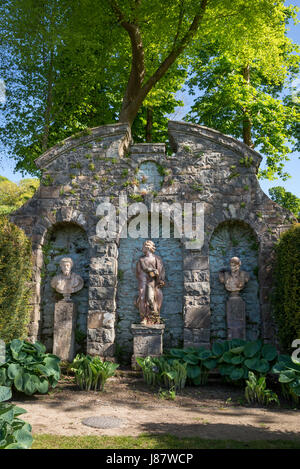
10 121 296 361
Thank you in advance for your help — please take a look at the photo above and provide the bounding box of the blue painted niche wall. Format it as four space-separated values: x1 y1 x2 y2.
40 222 89 352
209 220 260 342
116 235 184 362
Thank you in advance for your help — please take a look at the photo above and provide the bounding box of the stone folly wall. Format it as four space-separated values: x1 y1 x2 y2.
10 121 295 361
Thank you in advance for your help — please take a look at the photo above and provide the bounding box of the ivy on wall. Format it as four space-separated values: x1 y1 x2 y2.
272 224 300 353
0 217 32 342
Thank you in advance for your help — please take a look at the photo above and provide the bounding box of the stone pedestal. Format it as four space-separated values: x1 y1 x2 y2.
131 324 165 369
226 296 246 340
53 300 76 361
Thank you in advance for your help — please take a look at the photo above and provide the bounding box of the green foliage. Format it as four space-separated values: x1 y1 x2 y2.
0 385 33 449
157 386 176 401
166 347 217 385
71 354 119 391
0 217 32 342
186 2 299 181
269 187 300 218
136 356 187 391
214 339 278 384
245 371 279 406
0 177 39 214
0 339 61 396
272 224 300 353
272 354 300 403
1 0 298 177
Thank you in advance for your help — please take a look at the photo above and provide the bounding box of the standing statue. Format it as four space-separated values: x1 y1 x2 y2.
51 257 84 301
219 257 249 339
135 240 165 325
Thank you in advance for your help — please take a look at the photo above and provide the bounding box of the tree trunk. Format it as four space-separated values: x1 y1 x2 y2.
116 0 208 127
41 50 54 152
242 64 253 147
145 107 153 142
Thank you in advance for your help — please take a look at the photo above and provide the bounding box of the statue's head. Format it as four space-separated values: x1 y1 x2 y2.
60 257 73 276
230 257 241 273
142 240 156 254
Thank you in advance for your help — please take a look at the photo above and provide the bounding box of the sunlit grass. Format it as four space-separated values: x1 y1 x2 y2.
32 434 300 450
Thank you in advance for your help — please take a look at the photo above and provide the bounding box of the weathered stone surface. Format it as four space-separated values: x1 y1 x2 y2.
53 300 76 361
10 121 296 359
226 297 246 340
184 305 210 329
131 324 165 368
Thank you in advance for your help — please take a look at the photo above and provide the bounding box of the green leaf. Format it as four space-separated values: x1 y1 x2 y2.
243 341 261 358
13 371 24 393
261 344 278 361
37 378 49 394
187 365 201 380
7 363 21 380
0 386 12 402
197 350 212 360
279 370 296 383
10 339 23 354
212 342 225 357
13 428 33 448
168 349 185 359
202 359 217 370
244 358 260 370
229 367 244 381
184 355 199 365
231 355 244 365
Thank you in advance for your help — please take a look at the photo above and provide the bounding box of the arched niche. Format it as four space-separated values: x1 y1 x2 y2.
116 215 184 363
40 222 89 353
209 220 260 341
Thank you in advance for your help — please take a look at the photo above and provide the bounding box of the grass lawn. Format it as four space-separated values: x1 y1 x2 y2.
32 434 300 449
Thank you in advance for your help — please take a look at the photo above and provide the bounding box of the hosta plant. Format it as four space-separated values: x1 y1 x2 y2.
71 354 119 391
0 385 33 449
272 354 300 404
245 372 279 407
166 347 217 385
136 356 187 391
213 339 278 385
0 339 61 396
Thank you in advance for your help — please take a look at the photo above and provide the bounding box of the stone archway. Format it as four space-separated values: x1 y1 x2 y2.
40 222 89 353
209 220 260 342
116 234 184 363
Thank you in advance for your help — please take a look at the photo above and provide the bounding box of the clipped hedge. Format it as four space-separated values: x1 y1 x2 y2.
0 217 32 342
272 224 300 353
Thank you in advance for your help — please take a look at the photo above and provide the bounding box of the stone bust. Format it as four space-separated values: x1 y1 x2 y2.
219 257 249 297
135 240 165 325
51 257 84 301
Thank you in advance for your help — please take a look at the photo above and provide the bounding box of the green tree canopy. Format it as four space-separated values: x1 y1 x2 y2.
0 0 298 177
0 177 39 214
269 186 300 218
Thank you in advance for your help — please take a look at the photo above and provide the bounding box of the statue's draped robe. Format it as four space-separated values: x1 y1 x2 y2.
135 254 165 324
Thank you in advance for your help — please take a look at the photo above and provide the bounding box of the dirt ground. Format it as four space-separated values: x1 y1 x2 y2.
13 371 300 442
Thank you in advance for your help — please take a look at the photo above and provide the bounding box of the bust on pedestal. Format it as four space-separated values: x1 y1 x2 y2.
219 257 249 340
51 257 84 361
131 240 165 368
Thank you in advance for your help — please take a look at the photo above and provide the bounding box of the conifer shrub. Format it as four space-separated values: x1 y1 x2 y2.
0 217 32 341
272 224 300 353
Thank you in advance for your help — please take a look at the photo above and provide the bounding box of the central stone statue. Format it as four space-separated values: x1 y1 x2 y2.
135 240 165 325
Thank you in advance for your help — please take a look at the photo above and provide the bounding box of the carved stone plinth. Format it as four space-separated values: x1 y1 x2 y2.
131 323 165 369
226 296 246 340
53 300 76 361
